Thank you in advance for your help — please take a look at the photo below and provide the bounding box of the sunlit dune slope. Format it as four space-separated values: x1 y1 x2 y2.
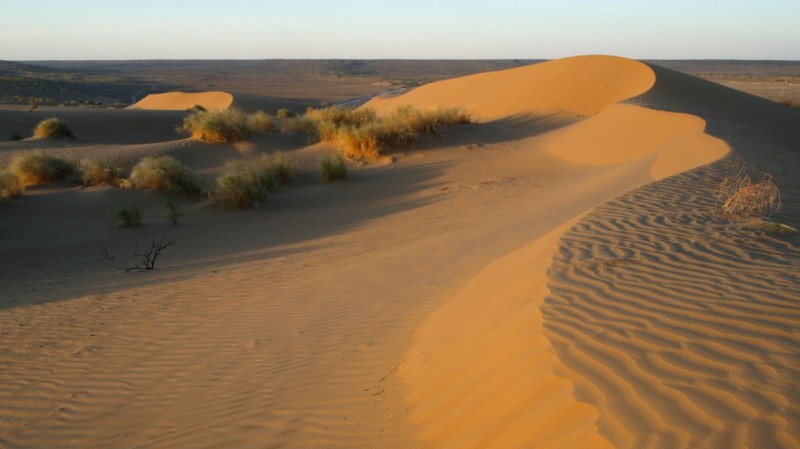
128 91 233 111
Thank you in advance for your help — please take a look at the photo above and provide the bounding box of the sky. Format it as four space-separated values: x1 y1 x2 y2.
2 0 799 60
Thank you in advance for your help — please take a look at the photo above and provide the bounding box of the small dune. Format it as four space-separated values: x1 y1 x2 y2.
128 91 234 111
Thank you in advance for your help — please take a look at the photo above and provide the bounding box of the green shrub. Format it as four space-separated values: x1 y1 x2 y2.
0 169 23 199
210 154 295 208
33 118 75 139
165 199 181 225
10 132 22 141
177 108 251 143
10 151 75 186
129 156 197 193
247 111 275 134
319 154 348 182
79 158 121 186
113 204 142 227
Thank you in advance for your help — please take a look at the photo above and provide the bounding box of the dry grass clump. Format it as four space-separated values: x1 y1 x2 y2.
0 169 23 199
247 111 276 135
319 154 348 182
33 118 75 139
178 108 251 143
10 151 75 186
113 204 142 227
717 170 781 217
210 154 295 208
129 156 198 194
293 105 472 159
79 158 122 186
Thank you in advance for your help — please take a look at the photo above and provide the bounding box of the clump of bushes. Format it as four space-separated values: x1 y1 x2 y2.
717 170 781 217
276 108 295 118
10 151 75 186
33 118 75 139
113 204 142 227
178 108 278 143
79 158 122 186
0 169 23 199
319 154 348 182
287 105 472 159
128 156 198 194
209 153 295 208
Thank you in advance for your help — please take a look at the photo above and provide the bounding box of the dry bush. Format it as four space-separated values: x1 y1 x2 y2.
717 170 781 217
247 111 275 135
10 151 75 186
178 108 251 143
129 156 198 194
33 117 75 139
0 169 23 199
210 154 295 208
113 203 142 227
79 158 122 186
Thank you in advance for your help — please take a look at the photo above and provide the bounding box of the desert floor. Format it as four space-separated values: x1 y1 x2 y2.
1 55 798 449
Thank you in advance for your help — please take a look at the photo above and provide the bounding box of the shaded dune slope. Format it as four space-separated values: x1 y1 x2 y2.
382 55 796 448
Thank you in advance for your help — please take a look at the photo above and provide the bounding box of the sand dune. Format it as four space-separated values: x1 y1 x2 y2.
1 55 798 449
128 91 233 111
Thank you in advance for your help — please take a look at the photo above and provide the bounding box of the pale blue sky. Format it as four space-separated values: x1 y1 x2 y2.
2 0 798 60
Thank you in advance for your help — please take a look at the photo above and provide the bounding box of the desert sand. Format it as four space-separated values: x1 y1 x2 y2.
128 91 233 111
0 55 798 449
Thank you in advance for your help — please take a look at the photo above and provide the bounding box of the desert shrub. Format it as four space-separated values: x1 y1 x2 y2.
717 170 781 217
10 151 75 186
79 158 121 186
29 98 38 111
10 132 22 141
33 118 75 139
178 108 251 143
188 104 207 112
755 219 797 236
113 204 142 227
128 156 198 194
210 154 295 208
276 108 295 118
165 199 181 225
247 110 275 134
319 154 348 182
0 169 23 199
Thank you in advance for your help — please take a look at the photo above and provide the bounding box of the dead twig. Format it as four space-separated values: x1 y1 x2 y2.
100 236 176 271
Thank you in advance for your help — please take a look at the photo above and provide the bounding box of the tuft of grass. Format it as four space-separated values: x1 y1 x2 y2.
165 199 181 225
319 154 348 182
33 118 75 139
188 104 207 112
247 110 276 135
293 104 472 159
10 151 75 186
79 158 122 186
210 154 295 208
177 108 251 143
717 170 781 217
276 108 295 118
128 156 198 194
113 204 142 227
0 169 24 199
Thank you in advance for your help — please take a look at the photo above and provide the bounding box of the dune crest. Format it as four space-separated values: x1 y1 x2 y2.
364 55 656 120
129 91 233 111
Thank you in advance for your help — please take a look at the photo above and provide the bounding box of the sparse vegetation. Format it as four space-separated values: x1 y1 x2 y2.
779 100 799 109
717 170 781 217
209 154 295 208
79 158 121 186
247 110 276 135
289 105 472 159
755 219 797 236
10 151 75 186
128 156 198 194
101 236 175 271
0 169 23 199
178 108 251 143
276 108 295 118
10 132 22 141
113 204 142 227
33 117 75 139
319 154 348 182
29 98 38 111
188 104 207 112
165 199 181 225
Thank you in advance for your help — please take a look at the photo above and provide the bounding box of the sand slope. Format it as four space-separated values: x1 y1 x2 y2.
1 56 798 449
128 91 233 111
